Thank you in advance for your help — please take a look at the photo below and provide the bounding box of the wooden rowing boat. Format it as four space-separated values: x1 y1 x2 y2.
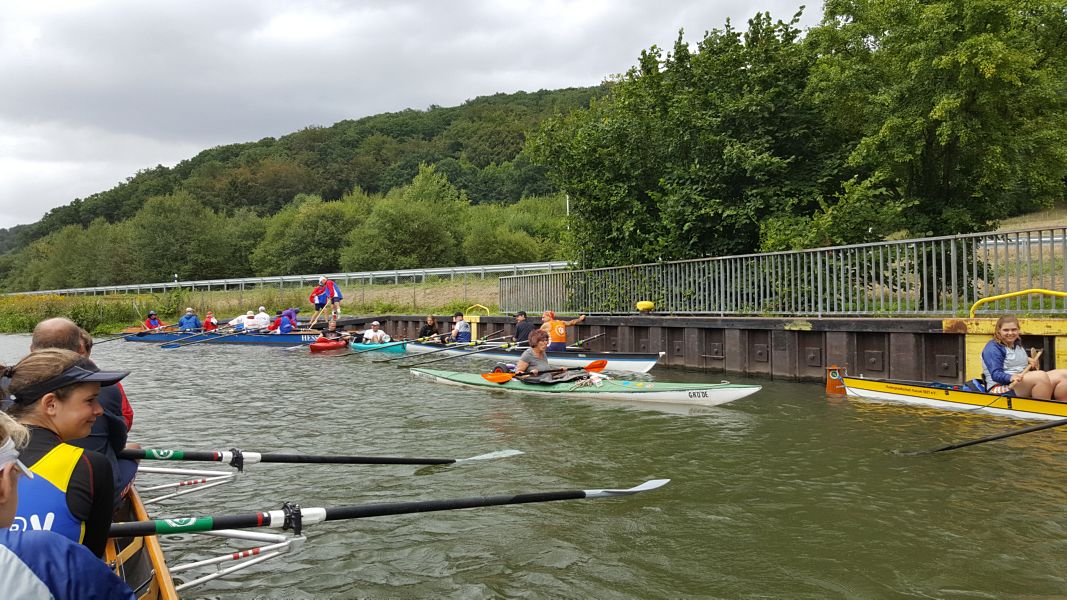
828 368 1067 421
405 342 664 373
411 368 760 406
107 488 178 599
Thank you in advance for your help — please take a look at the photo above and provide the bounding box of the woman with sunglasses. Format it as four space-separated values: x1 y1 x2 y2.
2 349 129 558
0 411 134 598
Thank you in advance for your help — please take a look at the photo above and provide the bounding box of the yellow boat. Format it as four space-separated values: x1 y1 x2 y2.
827 367 1067 421
106 488 179 600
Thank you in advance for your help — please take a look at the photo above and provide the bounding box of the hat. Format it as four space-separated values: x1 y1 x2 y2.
258 306 266 312
514 311 527 317
11 357 129 406
148 310 157 315
246 311 255 317
371 321 380 326
276 310 283 315
318 276 327 284
294 308 301 313
185 308 194 313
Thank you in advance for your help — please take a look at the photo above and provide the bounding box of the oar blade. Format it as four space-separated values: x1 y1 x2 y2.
481 372 515 384
584 478 671 498
160 343 181 350
458 449 524 462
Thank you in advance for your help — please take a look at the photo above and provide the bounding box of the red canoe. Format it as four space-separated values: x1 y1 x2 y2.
309 337 347 353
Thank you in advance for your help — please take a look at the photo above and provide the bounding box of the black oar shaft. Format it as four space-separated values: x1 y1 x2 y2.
260 453 454 465
927 417 1067 453
324 490 586 521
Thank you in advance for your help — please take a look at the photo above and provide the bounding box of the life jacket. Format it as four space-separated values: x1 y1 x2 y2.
309 286 328 305
279 316 294 334
13 444 86 545
144 317 162 329
546 319 568 344
204 318 218 332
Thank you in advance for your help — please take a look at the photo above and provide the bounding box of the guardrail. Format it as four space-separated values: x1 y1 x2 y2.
499 227 1067 317
10 262 571 297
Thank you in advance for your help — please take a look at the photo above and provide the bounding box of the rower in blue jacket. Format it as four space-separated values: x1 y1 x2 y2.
177 308 202 332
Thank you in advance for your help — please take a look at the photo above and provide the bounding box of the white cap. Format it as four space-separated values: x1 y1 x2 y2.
0 438 33 479
371 321 380 326
185 307 193 313
258 306 266 312
246 311 254 317
318 276 327 283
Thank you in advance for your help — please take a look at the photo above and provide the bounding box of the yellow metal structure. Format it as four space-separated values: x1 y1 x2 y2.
968 288 1067 318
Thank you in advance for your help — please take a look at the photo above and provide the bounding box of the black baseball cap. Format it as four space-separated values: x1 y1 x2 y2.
513 311 527 317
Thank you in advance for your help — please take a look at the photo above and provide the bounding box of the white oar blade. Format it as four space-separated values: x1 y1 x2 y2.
584 478 670 498
457 449 524 462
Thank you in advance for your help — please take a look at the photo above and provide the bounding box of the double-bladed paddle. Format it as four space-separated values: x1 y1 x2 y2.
481 359 609 384
118 447 523 468
109 479 670 538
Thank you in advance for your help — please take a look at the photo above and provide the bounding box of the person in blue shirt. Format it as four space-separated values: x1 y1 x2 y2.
177 307 202 332
0 412 135 600
981 315 1067 398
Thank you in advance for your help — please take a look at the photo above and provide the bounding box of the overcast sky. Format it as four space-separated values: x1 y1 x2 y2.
0 1 818 230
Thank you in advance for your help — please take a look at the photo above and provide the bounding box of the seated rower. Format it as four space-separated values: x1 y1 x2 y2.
142 310 166 331
0 412 135 599
982 315 1067 399
447 312 471 343
321 319 349 341
540 310 586 351
177 307 201 332
418 315 442 343
203 311 219 332
1 349 130 558
515 330 568 380
361 321 391 344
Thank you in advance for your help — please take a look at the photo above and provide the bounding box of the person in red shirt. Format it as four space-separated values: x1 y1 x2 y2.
203 311 219 332
143 311 165 330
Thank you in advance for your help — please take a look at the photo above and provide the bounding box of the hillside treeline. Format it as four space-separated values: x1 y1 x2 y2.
1 167 566 290
0 88 599 290
531 1 1067 266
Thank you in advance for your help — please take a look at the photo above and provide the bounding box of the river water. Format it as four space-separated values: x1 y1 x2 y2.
2 334 1065 599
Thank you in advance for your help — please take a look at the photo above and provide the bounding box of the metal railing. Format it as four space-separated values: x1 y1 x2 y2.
10 262 570 297
499 228 1067 317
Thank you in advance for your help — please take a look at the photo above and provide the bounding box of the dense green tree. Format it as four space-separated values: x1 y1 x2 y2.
805 0 1067 237
531 11 843 266
250 194 367 276
340 166 468 270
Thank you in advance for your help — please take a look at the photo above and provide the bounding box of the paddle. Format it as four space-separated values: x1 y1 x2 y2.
307 304 330 328
482 359 609 384
160 327 245 349
118 447 522 468
403 341 526 368
155 328 208 347
109 478 669 538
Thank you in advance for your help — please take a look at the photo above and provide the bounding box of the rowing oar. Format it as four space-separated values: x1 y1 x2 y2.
343 335 437 356
109 479 669 538
481 359 609 384
567 332 606 348
155 328 208 347
898 417 1067 456
117 448 522 469
160 327 246 349
382 329 507 365
93 329 168 345
402 341 527 368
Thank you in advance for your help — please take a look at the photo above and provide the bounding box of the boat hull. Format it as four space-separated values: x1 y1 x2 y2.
412 368 760 406
309 338 348 352
838 375 1067 421
406 342 663 373
124 331 320 346
349 342 407 353
107 488 178 600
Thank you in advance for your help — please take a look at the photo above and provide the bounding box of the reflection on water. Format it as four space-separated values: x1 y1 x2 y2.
2 334 1065 598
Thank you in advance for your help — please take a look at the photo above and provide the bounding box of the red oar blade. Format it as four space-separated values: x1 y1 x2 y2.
583 360 608 372
481 372 515 384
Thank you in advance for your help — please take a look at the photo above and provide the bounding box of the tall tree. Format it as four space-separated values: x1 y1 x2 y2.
807 0 1067 236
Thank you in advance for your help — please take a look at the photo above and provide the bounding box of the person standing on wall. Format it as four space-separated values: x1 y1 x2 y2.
319 276 343 320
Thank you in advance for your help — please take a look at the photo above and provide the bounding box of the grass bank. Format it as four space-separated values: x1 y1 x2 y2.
0 278 500 334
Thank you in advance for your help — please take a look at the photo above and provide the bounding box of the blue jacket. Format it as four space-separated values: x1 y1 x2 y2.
178 314 202 331
0 529 135 600
981 339 1029 386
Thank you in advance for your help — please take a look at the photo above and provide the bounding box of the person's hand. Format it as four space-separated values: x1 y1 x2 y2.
530 369 539 376
1011 373 1023 384
578 315 586 322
